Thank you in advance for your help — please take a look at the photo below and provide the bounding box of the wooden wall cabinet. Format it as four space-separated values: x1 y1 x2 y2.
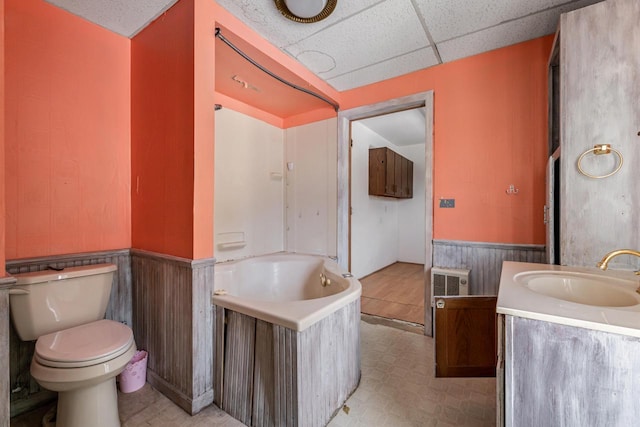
368 147 413 199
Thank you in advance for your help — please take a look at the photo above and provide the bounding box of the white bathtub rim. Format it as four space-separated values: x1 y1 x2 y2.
214 250 337 265
212 252 361 331
212 285 361 331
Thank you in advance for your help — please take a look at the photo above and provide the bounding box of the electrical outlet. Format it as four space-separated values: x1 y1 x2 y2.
439 199 455 208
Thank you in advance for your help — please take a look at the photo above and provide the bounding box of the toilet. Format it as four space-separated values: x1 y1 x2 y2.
9 264 137 427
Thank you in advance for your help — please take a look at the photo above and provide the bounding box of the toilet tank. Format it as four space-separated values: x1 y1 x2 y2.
9 264 117 341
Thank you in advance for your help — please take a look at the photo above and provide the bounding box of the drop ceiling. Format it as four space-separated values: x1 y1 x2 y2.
45 0 179 38
37 0 603 166
46 0 603 92
217 0 604 91
358 108 426 147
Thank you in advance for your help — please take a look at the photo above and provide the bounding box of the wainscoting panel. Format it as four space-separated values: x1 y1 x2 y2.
131 249 214 415
1 278 17 426
432 240 545 296
5 249 131 417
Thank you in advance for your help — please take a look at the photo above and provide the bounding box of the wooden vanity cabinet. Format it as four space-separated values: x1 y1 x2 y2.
498 314 640 426
369 147 413 198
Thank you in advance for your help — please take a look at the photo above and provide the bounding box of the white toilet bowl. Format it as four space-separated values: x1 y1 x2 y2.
30 319 136 427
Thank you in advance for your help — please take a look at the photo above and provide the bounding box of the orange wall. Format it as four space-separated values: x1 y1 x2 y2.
1 0 5 274
342 37 552 245
1 0 551 264
131 0 198 258
4 0 131 259
193 0 216 259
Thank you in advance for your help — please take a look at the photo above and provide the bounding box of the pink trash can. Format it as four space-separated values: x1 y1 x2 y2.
118 350 148 393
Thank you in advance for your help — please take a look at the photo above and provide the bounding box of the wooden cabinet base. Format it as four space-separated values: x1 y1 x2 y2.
434 296 497 377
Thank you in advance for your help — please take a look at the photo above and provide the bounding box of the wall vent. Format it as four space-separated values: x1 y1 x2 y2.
431 267 470 304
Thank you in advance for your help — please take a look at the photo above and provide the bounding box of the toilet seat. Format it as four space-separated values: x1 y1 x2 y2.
35 319 134 369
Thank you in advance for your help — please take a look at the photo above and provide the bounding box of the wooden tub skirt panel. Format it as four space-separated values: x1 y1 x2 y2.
215 299 361 427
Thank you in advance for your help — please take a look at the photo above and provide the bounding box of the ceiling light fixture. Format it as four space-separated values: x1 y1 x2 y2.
275 0 337 23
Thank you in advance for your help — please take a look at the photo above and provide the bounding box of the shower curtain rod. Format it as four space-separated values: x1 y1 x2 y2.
215 28 340 112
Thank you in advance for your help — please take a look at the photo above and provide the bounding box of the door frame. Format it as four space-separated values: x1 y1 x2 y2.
336 90 434 336
545 147 560 264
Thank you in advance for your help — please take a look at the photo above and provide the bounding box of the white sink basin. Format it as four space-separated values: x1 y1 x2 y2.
514 271 640 307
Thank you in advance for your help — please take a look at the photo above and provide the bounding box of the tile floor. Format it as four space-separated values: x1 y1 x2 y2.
11 321 496 427
360 262 425 325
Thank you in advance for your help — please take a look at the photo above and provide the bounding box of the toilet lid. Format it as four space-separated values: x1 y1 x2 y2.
35 319 134 368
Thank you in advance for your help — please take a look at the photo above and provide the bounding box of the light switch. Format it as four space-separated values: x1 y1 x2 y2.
439 199 455 208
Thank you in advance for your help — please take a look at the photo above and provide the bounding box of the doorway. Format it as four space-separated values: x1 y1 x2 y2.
350 108 427 325
336 91 435 336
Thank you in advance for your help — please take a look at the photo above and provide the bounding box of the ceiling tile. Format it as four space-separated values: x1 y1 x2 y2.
437 0 604 62
45 0 178 37
414 0 600 43
215 0 383 48
327 47 439 91
45 0 608 110
359 108 426 146
285 0 429 79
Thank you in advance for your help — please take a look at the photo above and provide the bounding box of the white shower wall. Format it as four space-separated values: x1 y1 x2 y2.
214 108 337 261
214 108 285 261
396 144 426 264
285 118 338 257
351 121 426 279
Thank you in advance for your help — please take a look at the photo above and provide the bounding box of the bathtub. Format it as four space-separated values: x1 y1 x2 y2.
212 252 361 331
212 253 361 427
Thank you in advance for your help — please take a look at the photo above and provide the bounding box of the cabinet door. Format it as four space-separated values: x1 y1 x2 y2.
406 160 413 198
385 149 396 196
435 296 497 377
400 157 408 198
399 157 413 198
368 148 386 196
393 152 402 197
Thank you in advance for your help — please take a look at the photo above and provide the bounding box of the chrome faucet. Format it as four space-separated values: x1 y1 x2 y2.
597 249 640 275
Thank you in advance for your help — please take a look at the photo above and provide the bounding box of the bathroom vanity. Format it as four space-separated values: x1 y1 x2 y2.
496 262 640 427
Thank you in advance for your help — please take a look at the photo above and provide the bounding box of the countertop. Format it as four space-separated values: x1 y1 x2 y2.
497 261 640 338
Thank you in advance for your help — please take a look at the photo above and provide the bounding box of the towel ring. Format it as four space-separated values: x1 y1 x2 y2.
577 144 623 179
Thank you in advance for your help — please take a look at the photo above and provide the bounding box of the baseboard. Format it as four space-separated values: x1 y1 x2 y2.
146 370 214 416
10 390 56 418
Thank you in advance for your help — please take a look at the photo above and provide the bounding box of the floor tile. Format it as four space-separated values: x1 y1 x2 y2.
10 321 496 427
